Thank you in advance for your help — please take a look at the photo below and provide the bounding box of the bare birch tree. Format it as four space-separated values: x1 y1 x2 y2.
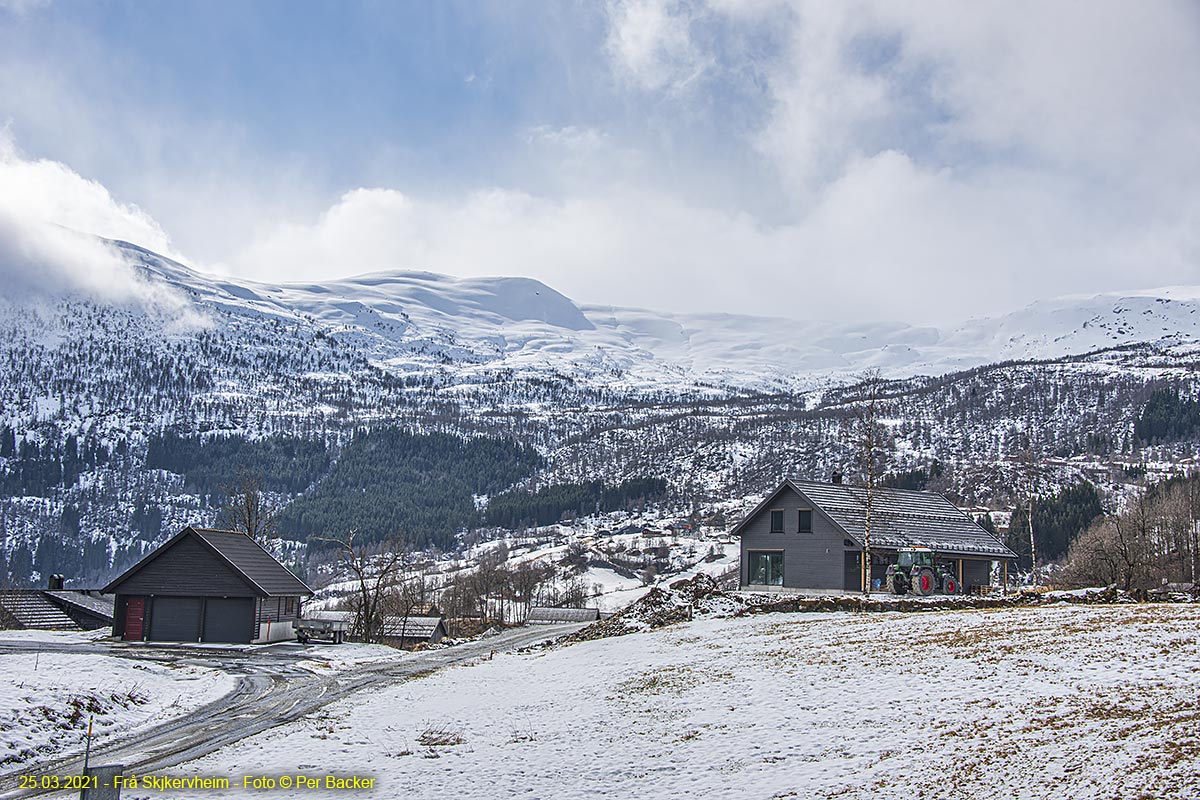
845 369 892 595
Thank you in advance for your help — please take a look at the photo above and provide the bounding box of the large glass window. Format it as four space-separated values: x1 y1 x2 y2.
798 509 813 532
770 509 784 533
748 551 784 585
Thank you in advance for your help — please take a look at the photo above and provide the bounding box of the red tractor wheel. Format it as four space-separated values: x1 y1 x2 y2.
944 577 958 594
916 569 934 595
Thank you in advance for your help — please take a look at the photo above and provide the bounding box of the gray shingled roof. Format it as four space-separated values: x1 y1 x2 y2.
45 591 114 621
741 480 1016 558
379 615 445 640
190 528 314 596
527 606 602 624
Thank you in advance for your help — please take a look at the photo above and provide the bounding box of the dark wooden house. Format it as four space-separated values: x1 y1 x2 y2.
103 527 313 644
734 479 1017 593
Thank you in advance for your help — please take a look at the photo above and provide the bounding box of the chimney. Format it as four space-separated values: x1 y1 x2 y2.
831 471 843 485
47 574 64 591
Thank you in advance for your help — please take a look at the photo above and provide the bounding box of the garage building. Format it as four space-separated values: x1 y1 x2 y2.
103 526 313 644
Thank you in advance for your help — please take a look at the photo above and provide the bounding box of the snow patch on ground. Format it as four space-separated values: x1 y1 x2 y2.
0 651 236 771
176 604 1200 799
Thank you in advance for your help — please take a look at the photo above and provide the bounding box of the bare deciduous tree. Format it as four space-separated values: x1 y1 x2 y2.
217 471 279 543
1061 484 1176 591
1014 448 1041 583
318 530 411 643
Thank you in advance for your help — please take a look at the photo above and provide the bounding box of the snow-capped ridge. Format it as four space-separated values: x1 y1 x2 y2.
62 240 1200 390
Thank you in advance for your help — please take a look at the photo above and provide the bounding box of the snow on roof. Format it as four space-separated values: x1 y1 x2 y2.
527 607 602 623
304 611 445 639
44 591 114 620
380 616 445 639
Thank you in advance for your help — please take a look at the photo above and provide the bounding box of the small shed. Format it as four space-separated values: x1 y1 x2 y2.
380 615 448 647
302 611 448 646
526 606 602 624
103 527 313 644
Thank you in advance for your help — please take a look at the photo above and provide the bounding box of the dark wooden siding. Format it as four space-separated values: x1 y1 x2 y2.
961 559 992 590
109 535 257 597
740 485 854 590
256 595 302 625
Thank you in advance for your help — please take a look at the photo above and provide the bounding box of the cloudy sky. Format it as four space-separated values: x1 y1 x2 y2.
1 0 1197 324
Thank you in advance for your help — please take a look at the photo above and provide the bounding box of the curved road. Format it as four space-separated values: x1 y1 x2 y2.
0 625 580 799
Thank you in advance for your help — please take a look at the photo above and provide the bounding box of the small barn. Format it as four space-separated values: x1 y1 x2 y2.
380 615 448 647
526 606 602 624
734 478 1017 593
103 527 313 644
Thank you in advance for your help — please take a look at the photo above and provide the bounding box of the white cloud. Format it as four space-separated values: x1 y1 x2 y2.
0 131 175 254
0 132 203 324
3 2 1198 328
589 0 1200 317
605 0 710 92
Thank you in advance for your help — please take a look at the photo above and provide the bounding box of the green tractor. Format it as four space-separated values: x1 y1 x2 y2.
884 547 960 596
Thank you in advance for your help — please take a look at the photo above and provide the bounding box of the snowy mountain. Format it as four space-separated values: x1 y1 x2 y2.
1 237 1199 587
122 240 1200 391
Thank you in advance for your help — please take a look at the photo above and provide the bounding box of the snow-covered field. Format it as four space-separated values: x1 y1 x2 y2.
0 648 236 770
173 603 1199 800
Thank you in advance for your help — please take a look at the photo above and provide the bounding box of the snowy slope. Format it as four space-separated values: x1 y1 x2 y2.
115 240 1200 390
175 603 1200 800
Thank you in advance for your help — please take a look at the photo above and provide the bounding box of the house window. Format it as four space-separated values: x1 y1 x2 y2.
770 509 784 533
748 551 784 585
284 597 294 615
798 509 813 532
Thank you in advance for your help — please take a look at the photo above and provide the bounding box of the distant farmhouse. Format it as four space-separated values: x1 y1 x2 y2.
103 527 312 644
733 478 1016 593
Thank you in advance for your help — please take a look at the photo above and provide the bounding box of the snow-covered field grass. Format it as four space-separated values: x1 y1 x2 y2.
176 603 1199 800
0 649 236 771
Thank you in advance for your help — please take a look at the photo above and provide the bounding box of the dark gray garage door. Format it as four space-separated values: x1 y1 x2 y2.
150 597 202 641
202 597 254 643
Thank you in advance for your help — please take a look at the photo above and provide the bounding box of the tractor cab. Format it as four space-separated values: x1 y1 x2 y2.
896 547 934 570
